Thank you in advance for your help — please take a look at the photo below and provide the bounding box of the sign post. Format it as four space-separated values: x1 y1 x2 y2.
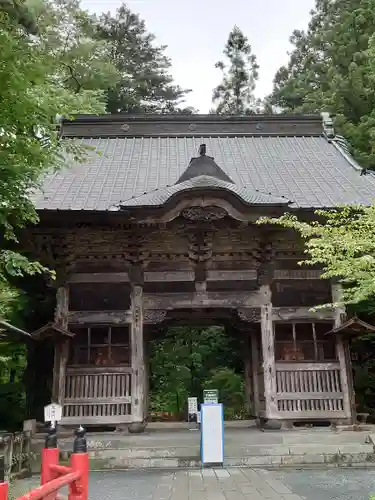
44 403 63 428
203 389 219 404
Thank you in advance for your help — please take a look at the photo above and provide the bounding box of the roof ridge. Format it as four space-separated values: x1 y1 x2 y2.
329 136 375 176
63 113 323 124
321 112 375 176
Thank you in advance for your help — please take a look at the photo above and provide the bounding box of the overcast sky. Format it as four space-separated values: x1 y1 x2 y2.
81 0 316 112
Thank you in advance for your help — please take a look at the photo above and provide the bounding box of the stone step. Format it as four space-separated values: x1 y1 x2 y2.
74 443 371 459
84 449 375 470
29 442 375 471
32 429 372 452
30 429 375 471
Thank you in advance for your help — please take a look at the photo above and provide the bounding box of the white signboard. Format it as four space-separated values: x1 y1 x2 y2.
188 397 198 426
188 397 198 414
203 389 218 404
200 403 224 464
44 403 63 423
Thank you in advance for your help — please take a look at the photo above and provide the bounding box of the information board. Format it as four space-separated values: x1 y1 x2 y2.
188 397 198 424
188 397 198 414
44 403 62 423
200 403 224 464
203 389 218 404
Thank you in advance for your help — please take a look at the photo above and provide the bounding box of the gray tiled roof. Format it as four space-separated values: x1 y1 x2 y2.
32 136 375 211
115 175 290 208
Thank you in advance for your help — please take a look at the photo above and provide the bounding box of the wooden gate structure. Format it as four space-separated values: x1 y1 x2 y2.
21 113 375 430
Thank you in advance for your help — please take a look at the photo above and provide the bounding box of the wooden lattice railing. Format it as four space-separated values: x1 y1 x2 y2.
63 367 132 424
275 362 345 418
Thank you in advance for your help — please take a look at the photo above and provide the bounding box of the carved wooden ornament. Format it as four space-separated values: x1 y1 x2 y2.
143 310 167 324
181 206 227 221
237 308 261 322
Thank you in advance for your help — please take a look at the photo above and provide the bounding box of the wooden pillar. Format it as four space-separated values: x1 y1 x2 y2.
52 285 69 405
143 332 150 422
243 331 253 415
260 284 278 420
331 283 353 423
250 331 260 418
130 284 146 431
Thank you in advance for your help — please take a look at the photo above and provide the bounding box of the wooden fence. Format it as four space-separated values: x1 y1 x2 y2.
275 362 346 419
0 432 33 481
62 367 132 425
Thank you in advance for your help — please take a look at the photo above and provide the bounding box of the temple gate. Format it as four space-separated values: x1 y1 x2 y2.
22 113 375 430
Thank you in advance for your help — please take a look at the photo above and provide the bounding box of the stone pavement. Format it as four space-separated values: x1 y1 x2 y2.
153 468 304 500
11 467 375 499
10 468 303 500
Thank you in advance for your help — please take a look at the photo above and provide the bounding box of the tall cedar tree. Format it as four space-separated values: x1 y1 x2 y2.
212 26 260 115
270 0 375 169
95 4 192 113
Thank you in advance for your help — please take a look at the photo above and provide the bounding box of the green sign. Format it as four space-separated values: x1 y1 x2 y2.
203 389 219 404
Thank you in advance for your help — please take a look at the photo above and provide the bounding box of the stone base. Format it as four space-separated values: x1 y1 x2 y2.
128 422 147 434
259 418 282 431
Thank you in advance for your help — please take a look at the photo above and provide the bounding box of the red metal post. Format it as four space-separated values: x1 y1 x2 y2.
68 427 88 500
0 481 8 500
69 454 88 500
40 448 59 500
41 448 59 486
40 424 60 500
0 454 8 500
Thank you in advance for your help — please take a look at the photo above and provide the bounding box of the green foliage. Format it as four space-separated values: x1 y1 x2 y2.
0 0 113 320
149 326 245 416
258 206 375 305
203 367 245 420
270 0 375 168
212 25 261 115
0 0 38 33
0 5 107 287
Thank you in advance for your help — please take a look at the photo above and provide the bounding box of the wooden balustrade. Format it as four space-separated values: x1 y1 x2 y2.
275 362 345 418
62 367 132 424
0 432 32 481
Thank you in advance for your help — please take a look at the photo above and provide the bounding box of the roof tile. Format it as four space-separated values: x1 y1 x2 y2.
32 136 375 210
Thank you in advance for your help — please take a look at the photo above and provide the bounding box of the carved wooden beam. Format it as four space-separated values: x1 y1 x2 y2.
143 290 267 309
68 272 130 283
68 310 131 324
272 307 336 321
207 270 257 281
144 271 194 282
273 270 322 280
